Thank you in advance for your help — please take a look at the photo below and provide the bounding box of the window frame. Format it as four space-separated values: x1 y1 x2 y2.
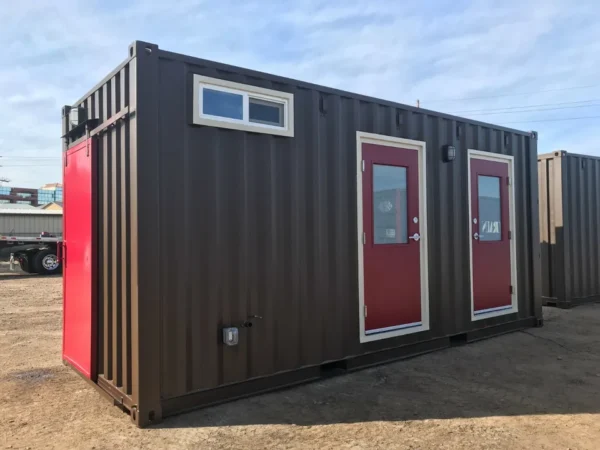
193 74 294 137
477 174 502 242
372 163 409 245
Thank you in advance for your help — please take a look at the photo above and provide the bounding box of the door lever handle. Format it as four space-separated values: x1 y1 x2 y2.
473 232 479 240
409 233 421 242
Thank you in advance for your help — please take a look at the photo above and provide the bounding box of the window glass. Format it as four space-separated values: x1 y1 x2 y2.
478 175 501 241
249 98 284 126
373 165 408 244
203 88 243 120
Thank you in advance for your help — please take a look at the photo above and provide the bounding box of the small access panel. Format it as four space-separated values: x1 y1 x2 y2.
470 155 513 317
63 138 96 379
361 142 424 338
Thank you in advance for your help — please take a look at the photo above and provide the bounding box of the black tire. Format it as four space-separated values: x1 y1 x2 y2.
33 249 62 275
17 255 34 273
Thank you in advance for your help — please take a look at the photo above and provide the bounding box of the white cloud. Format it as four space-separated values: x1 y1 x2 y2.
1 0 600 186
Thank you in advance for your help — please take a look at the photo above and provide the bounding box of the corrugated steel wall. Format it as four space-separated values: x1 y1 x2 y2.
0 213 62 237
153 49 540 400
539 151 600 305
65 42 541 424
64 56 136 406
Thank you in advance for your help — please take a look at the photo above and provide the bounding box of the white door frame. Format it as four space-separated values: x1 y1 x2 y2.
356 131 430 343
468 149 518 321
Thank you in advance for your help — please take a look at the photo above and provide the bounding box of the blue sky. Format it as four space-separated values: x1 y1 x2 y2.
1 0 599 186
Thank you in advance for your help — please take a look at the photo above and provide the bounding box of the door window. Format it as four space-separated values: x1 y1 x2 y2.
373 164 408 244
478 175 502 241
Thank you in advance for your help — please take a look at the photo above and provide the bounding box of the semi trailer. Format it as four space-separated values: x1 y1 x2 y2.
0 233 62 275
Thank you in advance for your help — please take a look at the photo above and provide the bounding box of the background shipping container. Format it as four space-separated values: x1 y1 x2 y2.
539 151 600 308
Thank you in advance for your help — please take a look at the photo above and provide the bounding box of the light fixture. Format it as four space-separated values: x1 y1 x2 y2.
69 107 86 128
443 145 456 162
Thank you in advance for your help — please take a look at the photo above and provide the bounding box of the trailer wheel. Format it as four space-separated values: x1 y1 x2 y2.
33 249 62 275
17 255 34 274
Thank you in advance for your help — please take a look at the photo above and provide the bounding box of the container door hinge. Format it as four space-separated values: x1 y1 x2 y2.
510 285 514 295
363 232 366 244
507 176 511 186
362 160 365 172
364 305 368 318
64 154 68 167
508 230 512 240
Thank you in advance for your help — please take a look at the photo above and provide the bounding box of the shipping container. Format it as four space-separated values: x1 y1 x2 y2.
62 41 542 426
539 150 600 308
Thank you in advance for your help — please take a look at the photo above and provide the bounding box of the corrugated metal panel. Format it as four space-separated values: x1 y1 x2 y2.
152 48 541 401
0 212 62 237
64 55 136 408
565 153 600 302
66 41 541 426
540 151 600 306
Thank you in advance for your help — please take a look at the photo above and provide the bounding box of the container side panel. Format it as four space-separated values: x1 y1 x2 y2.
154 51 539 399
158 58 190 398
563 154 600 302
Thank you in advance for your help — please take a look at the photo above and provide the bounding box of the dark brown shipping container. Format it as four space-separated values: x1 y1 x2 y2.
62 41 542 427
539 151 600 308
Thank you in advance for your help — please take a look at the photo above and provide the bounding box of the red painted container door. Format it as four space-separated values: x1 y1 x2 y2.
63 138 96 379
362 143 422 334
470 157 512 315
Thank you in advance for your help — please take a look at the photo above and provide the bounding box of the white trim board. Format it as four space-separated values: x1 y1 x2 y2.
356 132 430 343
192 74 294 137
467 150 519 321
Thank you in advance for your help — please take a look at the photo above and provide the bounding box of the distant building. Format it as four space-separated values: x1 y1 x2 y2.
40 202 63 211
0 203 38 210
40 183 63 190
0 183 63 206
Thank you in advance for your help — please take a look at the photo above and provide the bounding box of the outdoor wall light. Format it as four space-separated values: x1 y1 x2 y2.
443 145 456 162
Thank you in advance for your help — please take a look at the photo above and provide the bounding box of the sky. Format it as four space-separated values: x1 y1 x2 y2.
1 0 599 187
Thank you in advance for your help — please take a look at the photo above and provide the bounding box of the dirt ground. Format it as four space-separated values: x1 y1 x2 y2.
1 276 599 449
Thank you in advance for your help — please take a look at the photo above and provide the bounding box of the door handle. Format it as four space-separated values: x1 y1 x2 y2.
409 233 421 242
473 232 479 240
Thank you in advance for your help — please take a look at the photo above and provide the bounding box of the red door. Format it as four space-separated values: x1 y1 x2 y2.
63 138 96 379
362 143 423 335
470 157 512 315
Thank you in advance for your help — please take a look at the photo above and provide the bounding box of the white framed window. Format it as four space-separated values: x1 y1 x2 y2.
192 74 294 137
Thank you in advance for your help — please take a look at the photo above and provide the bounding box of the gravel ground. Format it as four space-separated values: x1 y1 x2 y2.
1 276 599 449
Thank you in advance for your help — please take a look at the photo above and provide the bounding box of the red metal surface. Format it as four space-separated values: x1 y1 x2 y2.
470 158 511 312
362 143 421 332
63 138 96 379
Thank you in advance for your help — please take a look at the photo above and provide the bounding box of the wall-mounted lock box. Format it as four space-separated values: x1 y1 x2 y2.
222 327 239 346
